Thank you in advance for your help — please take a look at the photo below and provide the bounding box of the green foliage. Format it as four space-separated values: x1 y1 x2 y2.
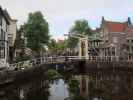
22 11 49 53
27 88 49 100
68 78 86 100
14 52 30 63
68 78 79 94
48 39 66 54
46 69 60 80
67 19 94 48
73 95 86 100
66 37 78 48
89 80 97 98
48 39 58 53
14 26 31 62
70 19 93 35
14 26 25 49
57 40 65 51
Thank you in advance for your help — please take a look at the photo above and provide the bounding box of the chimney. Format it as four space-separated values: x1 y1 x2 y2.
127 17 132 26
102 16 105 23
101 16 105 27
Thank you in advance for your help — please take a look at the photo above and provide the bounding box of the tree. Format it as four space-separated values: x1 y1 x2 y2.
68 78 79 94
68 78 86 100
48 39 66 55
14 26 25 49
67 19 94 48
57 40 65 51
22 11 49 57
70 19 93 35
46 69 61 80
14 26 30 62
48 39 58 54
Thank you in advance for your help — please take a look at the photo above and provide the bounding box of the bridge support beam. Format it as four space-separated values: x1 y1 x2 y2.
78 38 82 59
79 75 89 98
78 37 88 59
85 37 89 59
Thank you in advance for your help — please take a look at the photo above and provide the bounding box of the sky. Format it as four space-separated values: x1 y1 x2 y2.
0 0 133 39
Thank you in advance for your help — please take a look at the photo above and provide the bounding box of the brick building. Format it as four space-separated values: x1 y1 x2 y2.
97 17 133 60
0 6 10 67
4 10 17 62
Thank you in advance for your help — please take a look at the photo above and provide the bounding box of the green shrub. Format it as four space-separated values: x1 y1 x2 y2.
46 69 60 80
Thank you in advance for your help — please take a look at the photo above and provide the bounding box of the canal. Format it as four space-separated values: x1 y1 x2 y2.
0 78 71 100
0 67 133 100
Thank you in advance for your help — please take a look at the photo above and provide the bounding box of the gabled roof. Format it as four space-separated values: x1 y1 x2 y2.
3 9 11 20
3 9 17 22
105 21 128 32
100 17 133 33
0 6 10 25
125 26 133 33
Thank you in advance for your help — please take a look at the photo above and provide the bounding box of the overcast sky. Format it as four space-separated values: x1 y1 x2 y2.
0 0 133 39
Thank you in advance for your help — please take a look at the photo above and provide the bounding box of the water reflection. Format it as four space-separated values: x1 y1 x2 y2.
0 79 50 100
74 74 133 100
0 78 69 100
0 71 133 100
49 79 69 100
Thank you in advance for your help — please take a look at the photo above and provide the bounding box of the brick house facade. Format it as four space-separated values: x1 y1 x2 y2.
97 17 133 60
3 10 17 62
0 6 10 67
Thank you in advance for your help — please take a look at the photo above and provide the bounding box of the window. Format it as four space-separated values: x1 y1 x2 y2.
0 30 5 41
113 37 118 43
131 40 133 43
132 46 133 51
6 24 8 32
0 29 2 40
0 30 2 40
0 40 5 48
105 40 108 42
0 47 5 58
0 16 2 26
3 32 5 40
0 29 6 58
112 47 115 56
1 30 3 40
97 42 99 46
0 41 5 58
127 46 129 51
127 39 130 43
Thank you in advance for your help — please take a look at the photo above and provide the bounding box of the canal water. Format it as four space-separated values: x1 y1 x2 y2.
49 79 69 100
0 70 133 100
0 78 70 100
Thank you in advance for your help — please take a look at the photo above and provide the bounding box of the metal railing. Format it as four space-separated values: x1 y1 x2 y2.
8 55 133 71
68 56 119 62
9 56 67 70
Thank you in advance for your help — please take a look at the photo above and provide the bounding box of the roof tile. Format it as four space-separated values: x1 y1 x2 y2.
106 21 128 32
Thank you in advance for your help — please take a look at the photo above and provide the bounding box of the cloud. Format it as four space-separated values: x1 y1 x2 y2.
0 0 133 39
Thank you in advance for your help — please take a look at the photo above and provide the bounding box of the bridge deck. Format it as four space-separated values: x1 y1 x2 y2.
0 56 133 85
